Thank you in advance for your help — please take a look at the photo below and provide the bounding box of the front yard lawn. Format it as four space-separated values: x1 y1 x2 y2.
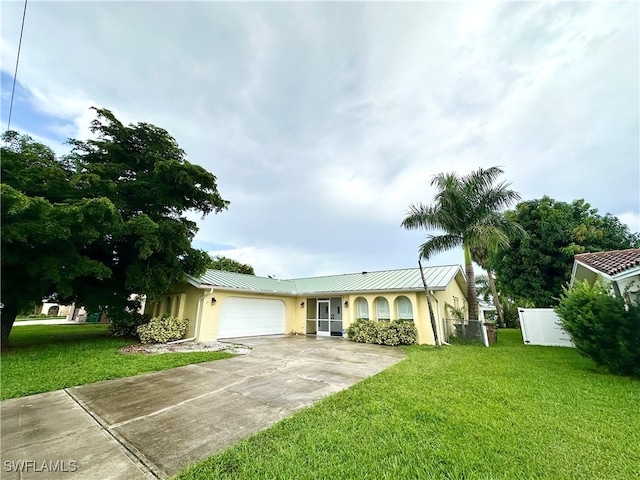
1 324 233 400
175 330 640 480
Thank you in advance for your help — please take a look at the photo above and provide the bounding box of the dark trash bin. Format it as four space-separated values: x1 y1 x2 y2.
484 323 497 344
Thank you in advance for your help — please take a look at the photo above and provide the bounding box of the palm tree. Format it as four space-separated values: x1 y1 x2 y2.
471 243 504 325
402 166 522 320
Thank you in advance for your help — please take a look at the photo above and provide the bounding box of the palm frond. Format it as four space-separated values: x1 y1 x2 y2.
419 234 462 260
401 203 435 230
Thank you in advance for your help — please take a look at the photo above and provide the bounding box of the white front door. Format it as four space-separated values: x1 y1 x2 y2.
317 300 330 336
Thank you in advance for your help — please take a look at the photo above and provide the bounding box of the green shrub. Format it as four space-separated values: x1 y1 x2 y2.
376 322 400 346
346 318 417 346
109 312 148 337
137 316 190 344
555 280 640 378
346 318 377 343
396 319 418 345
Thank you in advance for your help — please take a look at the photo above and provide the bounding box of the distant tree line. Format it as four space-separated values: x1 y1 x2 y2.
207 255 255 275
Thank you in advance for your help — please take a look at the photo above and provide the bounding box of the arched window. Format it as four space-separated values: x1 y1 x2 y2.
375 297 390 321
356 297 369 320
396 296 413 321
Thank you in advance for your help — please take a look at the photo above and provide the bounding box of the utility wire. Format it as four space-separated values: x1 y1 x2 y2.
7 0 28 132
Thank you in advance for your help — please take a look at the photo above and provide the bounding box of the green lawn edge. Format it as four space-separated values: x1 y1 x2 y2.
1 324 233 400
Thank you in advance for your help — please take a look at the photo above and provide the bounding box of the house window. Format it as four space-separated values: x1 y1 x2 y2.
396 296 413 321
356 297 369 320
375 297 390 321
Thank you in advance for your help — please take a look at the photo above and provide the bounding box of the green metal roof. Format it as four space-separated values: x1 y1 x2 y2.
192 270 296 293
189 265 466 295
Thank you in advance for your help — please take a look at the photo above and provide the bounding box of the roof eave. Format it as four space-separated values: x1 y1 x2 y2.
611 265 640 282
573 261 614 281
191 285 448 296
194 284 297 296
296 286 447 296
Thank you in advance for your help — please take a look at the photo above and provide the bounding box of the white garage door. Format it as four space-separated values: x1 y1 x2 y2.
217 297 285 338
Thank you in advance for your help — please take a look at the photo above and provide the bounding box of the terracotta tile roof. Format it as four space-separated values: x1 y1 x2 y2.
575 249 640 276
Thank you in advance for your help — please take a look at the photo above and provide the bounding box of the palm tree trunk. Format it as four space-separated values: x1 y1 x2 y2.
464 243 479 321
418 260 440 348
487 270 504 325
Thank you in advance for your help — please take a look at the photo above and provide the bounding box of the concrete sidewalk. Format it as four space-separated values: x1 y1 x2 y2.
12 319 88 326
1 335 405 479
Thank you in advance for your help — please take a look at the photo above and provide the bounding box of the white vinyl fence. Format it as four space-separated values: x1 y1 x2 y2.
518 308 574 347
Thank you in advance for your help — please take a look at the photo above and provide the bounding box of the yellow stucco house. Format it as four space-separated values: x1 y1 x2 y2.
145 265 468 345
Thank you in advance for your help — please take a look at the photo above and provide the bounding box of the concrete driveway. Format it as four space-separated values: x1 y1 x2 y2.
1 335 405 479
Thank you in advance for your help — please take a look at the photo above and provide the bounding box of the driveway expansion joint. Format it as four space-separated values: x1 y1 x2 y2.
3 336 405 480
64 389 160 479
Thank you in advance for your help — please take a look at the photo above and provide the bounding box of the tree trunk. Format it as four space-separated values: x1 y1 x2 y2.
1 304 18 348
487 270 504 325
418 260 440 348
464 244 479 321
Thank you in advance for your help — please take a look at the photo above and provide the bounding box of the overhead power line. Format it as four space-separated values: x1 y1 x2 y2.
7 0 28 132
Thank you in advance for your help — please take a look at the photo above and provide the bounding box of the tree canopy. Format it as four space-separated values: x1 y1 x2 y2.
402 166 522 320
490 196 640 307
207 255 255 275
1 109 229 345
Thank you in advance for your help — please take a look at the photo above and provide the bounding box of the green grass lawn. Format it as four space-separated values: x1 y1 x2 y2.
1 324 233 400
175 330 640 480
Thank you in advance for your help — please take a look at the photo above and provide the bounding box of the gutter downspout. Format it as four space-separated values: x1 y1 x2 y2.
168 287 214 344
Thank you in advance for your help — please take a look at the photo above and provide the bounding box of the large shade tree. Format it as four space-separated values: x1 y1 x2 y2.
1 132 118 344
1 109 229 346
491 196 640 307
402 166 522 320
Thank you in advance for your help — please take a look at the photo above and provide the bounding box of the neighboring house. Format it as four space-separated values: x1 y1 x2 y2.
40 302 88 321
40 301 74 317
144 265 468 345
40 294 146 322
571 248 640 304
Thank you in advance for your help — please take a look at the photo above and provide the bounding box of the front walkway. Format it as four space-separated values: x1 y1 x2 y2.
1 335 405 479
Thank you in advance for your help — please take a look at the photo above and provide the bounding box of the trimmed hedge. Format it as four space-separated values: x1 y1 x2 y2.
346 318 417 346
137 316 189 344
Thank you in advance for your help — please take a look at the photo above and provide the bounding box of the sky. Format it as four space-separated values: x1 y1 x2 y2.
2 1 639 279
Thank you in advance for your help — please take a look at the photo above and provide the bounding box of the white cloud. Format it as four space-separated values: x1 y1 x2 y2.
2 2 638 277
617 212 640 234
206 246 346 279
